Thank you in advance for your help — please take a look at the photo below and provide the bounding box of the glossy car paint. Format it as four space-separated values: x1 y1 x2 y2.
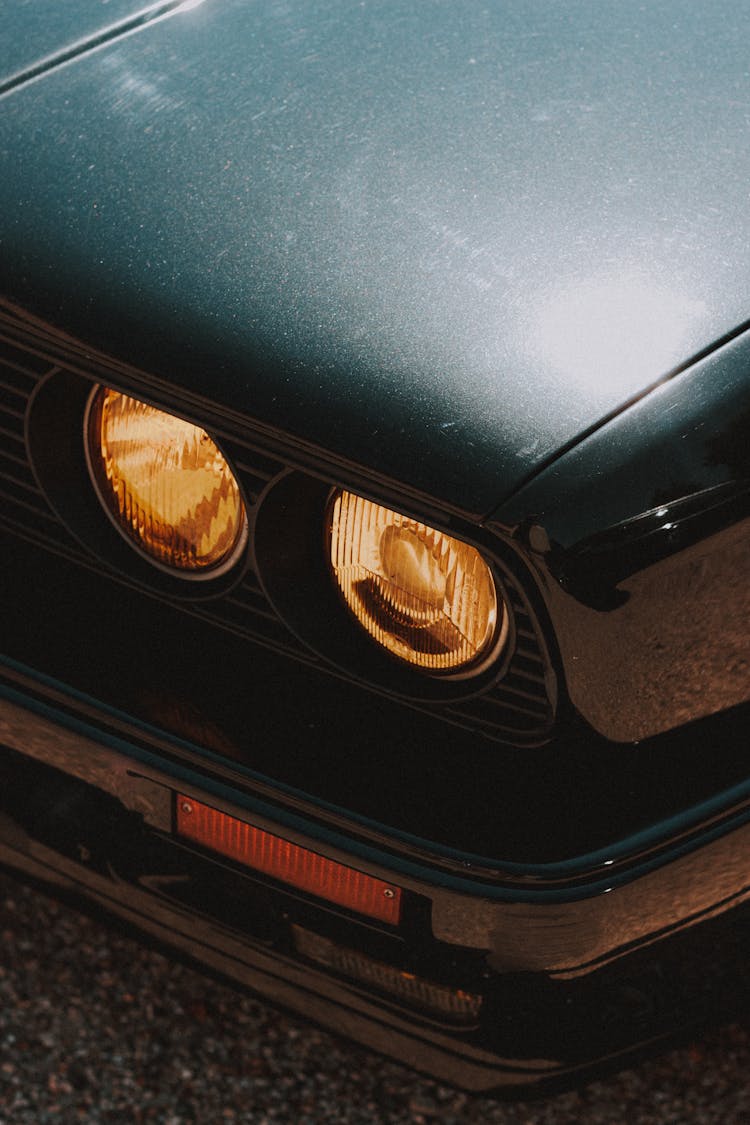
2 366 749 1088
3 0 750 515
0 0 158 87
3 0 750 1094
493 326 750 739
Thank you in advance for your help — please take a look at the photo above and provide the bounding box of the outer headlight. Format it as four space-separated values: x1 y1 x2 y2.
328 490 505 675
85 387 247 578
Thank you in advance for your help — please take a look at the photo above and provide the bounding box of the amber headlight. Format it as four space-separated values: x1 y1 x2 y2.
328 490 505 675
85 387 247 577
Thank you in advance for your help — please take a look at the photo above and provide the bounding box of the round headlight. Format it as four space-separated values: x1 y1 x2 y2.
328 490 505 674
85 387 247 577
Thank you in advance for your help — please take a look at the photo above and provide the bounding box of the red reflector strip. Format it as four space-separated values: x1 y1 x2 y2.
176 796 402 925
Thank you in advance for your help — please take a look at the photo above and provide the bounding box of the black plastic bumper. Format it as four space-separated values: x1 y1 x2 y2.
2 689 750 1093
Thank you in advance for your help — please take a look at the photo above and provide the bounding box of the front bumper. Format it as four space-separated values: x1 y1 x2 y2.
2 684 750 1094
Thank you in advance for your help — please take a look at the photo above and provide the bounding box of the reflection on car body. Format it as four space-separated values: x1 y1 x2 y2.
1 0 750 1093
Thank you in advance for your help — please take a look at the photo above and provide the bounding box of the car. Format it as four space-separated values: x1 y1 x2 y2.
2 0 750 1095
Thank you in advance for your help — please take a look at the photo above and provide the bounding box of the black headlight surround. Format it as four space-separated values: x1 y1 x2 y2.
253 471 520 704
324 487 510 682
27 368 252 601
83 383 250 583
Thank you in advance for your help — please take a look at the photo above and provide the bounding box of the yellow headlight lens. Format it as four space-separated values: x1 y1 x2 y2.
86 387 247 576
329 491 503 673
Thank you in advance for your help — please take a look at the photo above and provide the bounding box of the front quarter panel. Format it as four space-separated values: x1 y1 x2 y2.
492 327 750 742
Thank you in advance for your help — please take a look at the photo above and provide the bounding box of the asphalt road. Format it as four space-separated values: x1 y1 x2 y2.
1 873 749 1124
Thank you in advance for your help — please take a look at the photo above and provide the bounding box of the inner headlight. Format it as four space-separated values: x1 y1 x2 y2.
85 386 247 577
328 490 505 675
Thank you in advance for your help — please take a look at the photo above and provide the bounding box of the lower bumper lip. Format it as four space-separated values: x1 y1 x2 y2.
2 689 750 965
2 689 750 1091
0 816 555 1092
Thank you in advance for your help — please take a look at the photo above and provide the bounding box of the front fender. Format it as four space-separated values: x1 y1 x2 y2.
490 325 750 742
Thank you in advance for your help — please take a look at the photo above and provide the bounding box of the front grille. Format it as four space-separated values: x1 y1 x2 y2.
0 307 555 745
0 342 65 548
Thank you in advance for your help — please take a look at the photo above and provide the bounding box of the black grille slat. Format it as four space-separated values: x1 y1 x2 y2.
480 699 550 725
450 696 550 726
238 478 272 504
225 589 282 621
0 510 79 566
0 488 61 526
0 423 25 445
508 658 548 686
0 468 43 496
175 597 308 657
474 685 550 719
225 463 282 505
232 457 285 481
446 707 544 737
230 450 285 477
0 377 33 403
222 597 289 626
208 614 304 652
490 679 549 707
0 514 85 563
0 446 32 469
230 570 266 597
210 443 286 505
0 390 27 431
0 335 54 377
0 396 25 420
0 353 42 384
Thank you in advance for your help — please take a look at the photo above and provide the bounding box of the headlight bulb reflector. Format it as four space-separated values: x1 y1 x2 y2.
329 491 504 674
86 387 247 576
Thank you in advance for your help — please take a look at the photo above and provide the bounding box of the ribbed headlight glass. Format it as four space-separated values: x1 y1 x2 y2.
86 387 247 576
329 490 504 674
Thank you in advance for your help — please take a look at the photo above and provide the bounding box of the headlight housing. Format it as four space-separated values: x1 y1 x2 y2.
85 387 247 578
328 490 505 675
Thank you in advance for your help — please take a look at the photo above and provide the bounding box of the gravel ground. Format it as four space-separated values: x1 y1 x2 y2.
1 872 749 1124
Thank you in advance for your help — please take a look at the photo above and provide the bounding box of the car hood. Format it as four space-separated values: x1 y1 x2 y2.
2 0 750 516
0 1 168 89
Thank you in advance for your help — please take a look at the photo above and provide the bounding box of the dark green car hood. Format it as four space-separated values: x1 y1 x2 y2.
0 1 156 86
2 0 750 516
